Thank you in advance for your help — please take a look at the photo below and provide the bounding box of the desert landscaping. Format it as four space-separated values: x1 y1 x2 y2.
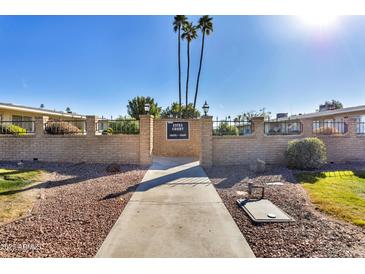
0 161 146 257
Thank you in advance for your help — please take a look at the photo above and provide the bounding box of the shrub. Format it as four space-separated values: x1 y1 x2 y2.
45 121 82 135
213 122 239 136
102 127 113 135
286 137 327 170
0 124 27 136
109 120 139 134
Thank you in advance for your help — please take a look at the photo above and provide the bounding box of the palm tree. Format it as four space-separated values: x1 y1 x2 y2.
193 16 213 110
181 22 197 108
173 15 188 117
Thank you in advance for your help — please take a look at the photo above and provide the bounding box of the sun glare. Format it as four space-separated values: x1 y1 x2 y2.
297 14 339 28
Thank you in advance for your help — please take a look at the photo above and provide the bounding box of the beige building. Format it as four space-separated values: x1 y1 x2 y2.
0 102 85 132
286 104 365 121
276 105 365 135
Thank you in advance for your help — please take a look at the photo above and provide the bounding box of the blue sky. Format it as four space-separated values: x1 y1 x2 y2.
0 15 365 118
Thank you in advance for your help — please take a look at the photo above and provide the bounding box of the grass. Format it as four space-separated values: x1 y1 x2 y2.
0 168 42 192
0 168 43 224
296 170 365 227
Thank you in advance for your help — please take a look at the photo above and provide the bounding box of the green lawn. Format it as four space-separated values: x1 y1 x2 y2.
0 168 42 192
0 168 43 224
296 170 365 227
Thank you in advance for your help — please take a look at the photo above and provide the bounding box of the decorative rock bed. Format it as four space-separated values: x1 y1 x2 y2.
205 163 365 258
0 161 147 257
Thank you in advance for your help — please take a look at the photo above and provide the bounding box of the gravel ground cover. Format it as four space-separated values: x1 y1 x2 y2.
0 161 147 258
205 163 365 258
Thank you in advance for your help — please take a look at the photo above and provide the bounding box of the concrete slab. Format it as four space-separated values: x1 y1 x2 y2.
266 182 284 186
96 157 255 258
237 198 294 223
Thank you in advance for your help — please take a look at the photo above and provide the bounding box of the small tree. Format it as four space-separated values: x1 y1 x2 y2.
127 96 161 120
319 100 343 111
161 102 200 118
237 108 271 121
330 100 343 109
213 122 239 136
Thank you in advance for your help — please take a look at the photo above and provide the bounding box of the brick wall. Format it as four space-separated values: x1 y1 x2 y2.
2 114 365 166
0 115 144 164
207 116 365 166
0 134 140 164
153 118 201 157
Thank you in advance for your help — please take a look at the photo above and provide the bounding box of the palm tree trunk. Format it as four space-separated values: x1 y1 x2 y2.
178 27 182 117
185 41 190 109
194 31 205 110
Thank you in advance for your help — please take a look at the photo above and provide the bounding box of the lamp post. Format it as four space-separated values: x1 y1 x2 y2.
202 101 209 117
144 103 150 114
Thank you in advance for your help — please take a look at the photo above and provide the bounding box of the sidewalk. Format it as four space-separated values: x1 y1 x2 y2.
96 157 255 258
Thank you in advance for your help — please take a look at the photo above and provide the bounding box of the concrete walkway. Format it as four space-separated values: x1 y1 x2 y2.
96 157 255 258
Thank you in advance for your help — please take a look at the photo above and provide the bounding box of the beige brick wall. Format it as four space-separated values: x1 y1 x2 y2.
210 115 365 166
139 115 154 165
0 134 140 164
2 114 365 166
153 118 201 158
212 135 299 165
200 116 213 166
0 116 141 164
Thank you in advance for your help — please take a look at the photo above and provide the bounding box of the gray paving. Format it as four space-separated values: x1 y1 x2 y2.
237 198 294 223
96 157 255 258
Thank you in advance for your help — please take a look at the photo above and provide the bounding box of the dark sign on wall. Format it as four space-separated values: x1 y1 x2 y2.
166 121 189 140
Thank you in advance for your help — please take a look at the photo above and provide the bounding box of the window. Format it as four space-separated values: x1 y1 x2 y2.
356 115 365 134
313 119 347 135
264 121 302 135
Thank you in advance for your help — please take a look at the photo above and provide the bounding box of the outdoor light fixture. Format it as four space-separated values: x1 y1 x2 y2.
144 103 150 114
202 101 209 116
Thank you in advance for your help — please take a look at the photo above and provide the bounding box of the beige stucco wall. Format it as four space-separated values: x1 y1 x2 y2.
153 118 201 158
0 108 84 121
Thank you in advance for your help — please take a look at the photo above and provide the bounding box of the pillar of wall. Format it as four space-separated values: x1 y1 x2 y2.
35 116 48 137
250 116 265 161
251 116 265 139
301 118 313 137
200 116 213 167
139 114 154 165
86 115 97 137
346 116 358 137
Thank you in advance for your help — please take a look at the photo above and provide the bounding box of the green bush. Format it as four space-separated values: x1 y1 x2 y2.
102 127 113 135
286 137 327 170
109 120 139 134
213 122 239 136
45 121 82 135
0 124 27 136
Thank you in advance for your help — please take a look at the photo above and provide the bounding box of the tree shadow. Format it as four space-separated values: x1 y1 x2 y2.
99 164 209 200
204 164 297 190
0 161 147 196
294 170 363 184
0 169 37 176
